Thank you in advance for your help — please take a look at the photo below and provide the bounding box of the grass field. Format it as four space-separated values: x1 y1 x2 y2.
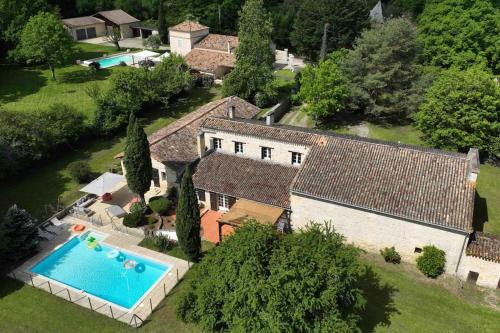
0 43 123 120
0 87 222 219
1 252 498 333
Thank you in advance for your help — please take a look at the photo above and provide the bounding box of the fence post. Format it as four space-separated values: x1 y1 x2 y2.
176 268 179 282
12 271 16 280
110 305 114 319
47 281 53 294
134 315 138 329
29 274 35 287
149 298 153 313
163 283 167 297
88 297 93 311
67 289 72 302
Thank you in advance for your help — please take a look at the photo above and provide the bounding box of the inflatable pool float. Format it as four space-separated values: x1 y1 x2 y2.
107 249 120 259
123 259 137 269
72 224 85 232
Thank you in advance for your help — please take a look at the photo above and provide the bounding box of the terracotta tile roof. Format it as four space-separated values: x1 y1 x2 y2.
94 9 139 25
198 117 476 232
193 152 299 208
195 34 239 52
147 97 260 165
466 232 500 263
62 16 104 28
169 20 209 32
184 49 235 73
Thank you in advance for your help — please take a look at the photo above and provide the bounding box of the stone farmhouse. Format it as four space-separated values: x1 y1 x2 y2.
119 98 499 289
168 20 239 79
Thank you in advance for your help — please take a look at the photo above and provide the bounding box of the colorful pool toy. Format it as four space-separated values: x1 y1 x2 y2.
86 236 100 250
124 259 137 269
72 224 86 232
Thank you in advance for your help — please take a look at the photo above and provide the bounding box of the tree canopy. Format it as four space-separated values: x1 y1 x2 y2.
1 205 39 263
418 0 500 71
290 0 370 61
297 50 349 120
415 67 500 156
123 114 152 203
222 0 275 102
342 17 425 120
177 221 364 332
175 165 201 262
16 11 73 79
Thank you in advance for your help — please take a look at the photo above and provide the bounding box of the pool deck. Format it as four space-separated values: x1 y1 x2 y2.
9 216 190 327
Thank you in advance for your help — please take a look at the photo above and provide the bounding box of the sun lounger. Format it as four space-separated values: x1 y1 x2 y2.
38 229 55 241
50 217 67 229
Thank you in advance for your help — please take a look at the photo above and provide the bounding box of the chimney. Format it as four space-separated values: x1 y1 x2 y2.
227 42 231 54
466 148 480 187
228 96 236 118
266 113 274 126
197 131 206 158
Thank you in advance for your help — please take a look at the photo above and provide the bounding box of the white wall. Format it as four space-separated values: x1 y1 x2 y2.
457 254 500 289
203 131 310 167
169 29 209 56
290 193 468 273
120 23 134 38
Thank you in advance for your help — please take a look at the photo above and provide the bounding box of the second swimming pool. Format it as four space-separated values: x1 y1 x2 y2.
30 231 170 309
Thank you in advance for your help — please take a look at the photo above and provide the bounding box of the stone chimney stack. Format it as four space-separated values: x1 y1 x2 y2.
466 148 480 187
228 96 235 118
227 42 231 54
266 113 274 126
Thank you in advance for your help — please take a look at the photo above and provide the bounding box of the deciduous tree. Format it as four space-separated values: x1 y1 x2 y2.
222 0 275 102
16 12 73 80
415 67 500 155
123 114 153 204
175 165 201 262
105 26 123 50
418 0 500 71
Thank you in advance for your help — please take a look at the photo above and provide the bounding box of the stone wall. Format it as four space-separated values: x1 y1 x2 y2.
457 254 500 289
290 193 468 273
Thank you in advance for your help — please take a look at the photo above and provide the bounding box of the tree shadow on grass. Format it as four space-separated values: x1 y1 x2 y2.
358 265 399 332
58 68 112 84
0 66 47 104
472 191 488 232
0 276 25 300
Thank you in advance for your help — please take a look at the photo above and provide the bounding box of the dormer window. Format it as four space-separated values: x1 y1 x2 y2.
213 138 222 150
235 142 244 154
291 152 302 165
261 147 272 160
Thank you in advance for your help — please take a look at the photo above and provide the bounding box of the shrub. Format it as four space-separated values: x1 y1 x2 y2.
149 196 171 215
380 246 401 264
143 34 161 51
88 61 101 70
1 205 39 263
416 245 446 278
153 235 177 252
119 61 127 66
67 161 92 183
254 92 268 108
123 211 143 227
130 202 144 214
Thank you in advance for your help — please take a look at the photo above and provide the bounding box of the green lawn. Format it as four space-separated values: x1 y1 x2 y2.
139 239 215 261
0 87 222 219
476 164 500 235
0 43 123 120
1 252 498 333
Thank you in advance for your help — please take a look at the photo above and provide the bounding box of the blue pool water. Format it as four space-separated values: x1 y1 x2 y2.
96 54 133 68
30 232 169 309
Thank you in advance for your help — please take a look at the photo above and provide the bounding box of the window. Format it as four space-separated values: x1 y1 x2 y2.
291 152 302 165
161 172 167 181
213 138 222 150
235 142 244 154
467 271 479 284
218 194 229 211
414 247 422 253
197 189 206 202
261 147 272 160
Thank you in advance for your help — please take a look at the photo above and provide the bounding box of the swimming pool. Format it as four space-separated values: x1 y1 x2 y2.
95 54 134 68
30 231 170 309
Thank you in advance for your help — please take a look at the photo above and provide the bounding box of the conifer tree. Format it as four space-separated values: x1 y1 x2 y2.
123 114 152 204
1 205 39 263
175 165 201 262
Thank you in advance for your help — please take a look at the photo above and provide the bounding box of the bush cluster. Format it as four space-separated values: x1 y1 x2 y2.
380 246 401 264
149 196 171 215
67 161 92 183
123 211 143 228
0 104 87 180
153 235 177 253
129 202 144 214
416 245 446 278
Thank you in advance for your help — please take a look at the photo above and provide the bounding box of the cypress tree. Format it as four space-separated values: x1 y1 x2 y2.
123 114 152 204
175 165 201 262
158 1 167 44
2 205 39 263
